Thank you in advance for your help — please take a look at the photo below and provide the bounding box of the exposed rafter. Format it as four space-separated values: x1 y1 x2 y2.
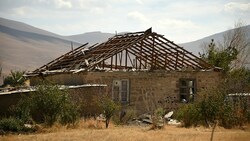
29 28 215 75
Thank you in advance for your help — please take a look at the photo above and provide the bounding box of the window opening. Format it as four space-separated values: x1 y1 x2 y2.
179 79 196 103
112 79 130 103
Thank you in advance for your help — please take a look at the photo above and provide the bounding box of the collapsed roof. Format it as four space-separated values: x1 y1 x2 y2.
27 28 215 75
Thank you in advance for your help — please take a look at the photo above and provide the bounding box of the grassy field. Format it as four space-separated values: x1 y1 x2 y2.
1 120 250 141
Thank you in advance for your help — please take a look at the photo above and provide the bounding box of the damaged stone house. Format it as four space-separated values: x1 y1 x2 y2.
25 28 222 115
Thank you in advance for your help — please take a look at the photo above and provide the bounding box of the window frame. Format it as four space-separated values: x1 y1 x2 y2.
179 78 196 103
112 79 130 104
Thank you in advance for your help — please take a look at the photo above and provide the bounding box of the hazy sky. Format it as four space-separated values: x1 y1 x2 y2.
0 0 249 43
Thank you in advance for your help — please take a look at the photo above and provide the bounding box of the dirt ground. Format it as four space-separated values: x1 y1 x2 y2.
1 121 250 141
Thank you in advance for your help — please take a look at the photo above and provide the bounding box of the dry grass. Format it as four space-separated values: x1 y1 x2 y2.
1 120 250 141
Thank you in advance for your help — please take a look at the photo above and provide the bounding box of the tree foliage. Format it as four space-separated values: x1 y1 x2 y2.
176 84 250 128
3 70 26 87
96 95 120 128
224 68 250 93
199 22 250 72
200 39 238 72
0 117 35 133
176 67 250 128
178 22 250 128
14 82 80 127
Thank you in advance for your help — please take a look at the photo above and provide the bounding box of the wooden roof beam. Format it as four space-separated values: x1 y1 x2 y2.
128 46 175 70
154 33 213 69
152 35 204 69
144 37 194 69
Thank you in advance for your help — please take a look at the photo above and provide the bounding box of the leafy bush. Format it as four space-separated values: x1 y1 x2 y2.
121 108 136 124
221 96 249 128
176 86 250 128
3 70 26 87
155 107 165 118
0 117 35 133
175 104 201 127
13 83 80 127
96 95 120 128
112 108 136 125
112 112 122 125
59 100 80 126
30 84 67 126
0 117 23 132
13 96 32 123
198 89 225 127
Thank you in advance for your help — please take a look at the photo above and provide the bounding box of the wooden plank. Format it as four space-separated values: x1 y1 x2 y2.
125 49 128 69
140 41 142 69
119 51 122 67
127 52 134 68
111 55 113 70
115 50 118 69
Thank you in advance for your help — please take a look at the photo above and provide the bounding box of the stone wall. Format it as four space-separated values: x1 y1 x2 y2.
30 71 221 115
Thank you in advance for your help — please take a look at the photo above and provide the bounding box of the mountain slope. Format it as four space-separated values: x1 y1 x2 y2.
0 25 79 75
180 25 250 55
66 32 114 45
0 17 115 85
0 17 67 40
0 18 80 84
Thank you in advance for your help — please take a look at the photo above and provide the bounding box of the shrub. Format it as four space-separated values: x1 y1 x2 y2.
198 90 225 127
219 101 243 128
30 84 66 126
97 95 120 128
150 108 166 129
121 108 136 124
175 104 201 127
111 113 122 125
0 117 36 133
221 96 249 128
3 70 26 87
59 100 80 126
13 96 32 123
112 108 136 125
13 83 80 127
176 85 250 128
155 107 165 118
0 117 23 132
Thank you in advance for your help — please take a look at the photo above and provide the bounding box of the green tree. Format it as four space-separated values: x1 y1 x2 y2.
14 82 80 127
178 22 250 129
176 72 250 128
199 22 250 72
97 95 120 128
199 39 238 72
224 68 250 93
3 70 26 87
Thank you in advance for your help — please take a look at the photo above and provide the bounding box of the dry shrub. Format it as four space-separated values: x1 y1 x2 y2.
82 118 105 129
112 108 137 125
39 122 67 133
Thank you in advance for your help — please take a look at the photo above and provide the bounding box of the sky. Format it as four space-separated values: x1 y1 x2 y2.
0 0 250 43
